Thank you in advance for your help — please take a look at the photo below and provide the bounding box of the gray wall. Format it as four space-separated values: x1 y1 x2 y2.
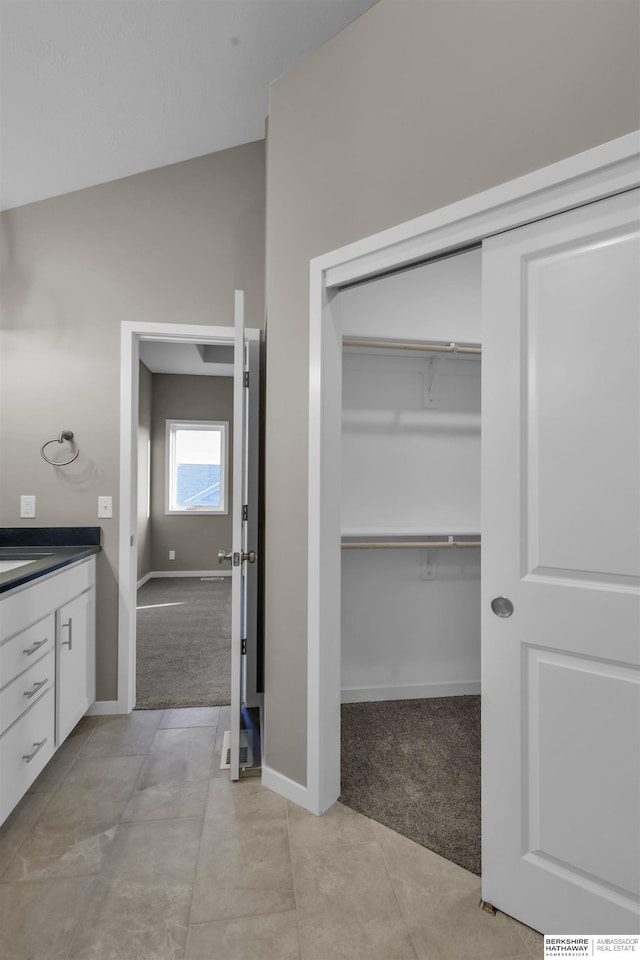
0 139 265 701
263 0 640 784
150 373 234 571
137 360 153 581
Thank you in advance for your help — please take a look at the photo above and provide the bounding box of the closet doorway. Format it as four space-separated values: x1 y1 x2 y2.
335 249 482 876
306 133 640 935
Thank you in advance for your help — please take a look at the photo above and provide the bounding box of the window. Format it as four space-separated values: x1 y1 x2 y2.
165 420 228 515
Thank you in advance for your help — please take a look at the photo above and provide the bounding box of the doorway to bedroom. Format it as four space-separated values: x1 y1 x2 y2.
134 339 234 712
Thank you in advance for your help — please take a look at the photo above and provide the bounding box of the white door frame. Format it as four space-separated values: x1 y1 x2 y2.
117 320 260 714
305 130 640 817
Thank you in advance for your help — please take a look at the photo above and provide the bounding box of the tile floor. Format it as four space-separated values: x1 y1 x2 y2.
0 708 544 960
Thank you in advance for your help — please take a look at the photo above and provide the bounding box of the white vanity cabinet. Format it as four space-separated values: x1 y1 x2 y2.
0 556 96 824
57 587 95 744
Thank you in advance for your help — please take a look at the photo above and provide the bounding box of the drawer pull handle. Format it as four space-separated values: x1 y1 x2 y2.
23 739 48 763
24 679 48 699
61 618 73 650
23 638 49 656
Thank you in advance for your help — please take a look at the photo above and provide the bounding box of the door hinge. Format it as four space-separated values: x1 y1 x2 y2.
244 371 250 388
242 504 248 521
241 638 247 655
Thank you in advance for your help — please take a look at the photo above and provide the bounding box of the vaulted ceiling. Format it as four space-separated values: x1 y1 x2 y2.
0 0 376 211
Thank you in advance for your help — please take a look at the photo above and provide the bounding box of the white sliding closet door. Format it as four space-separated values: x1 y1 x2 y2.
481 189 640 933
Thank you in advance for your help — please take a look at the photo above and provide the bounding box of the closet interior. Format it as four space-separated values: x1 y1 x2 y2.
335 247 483 874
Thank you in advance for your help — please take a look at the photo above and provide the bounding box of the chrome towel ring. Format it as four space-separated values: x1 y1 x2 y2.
40 430 79 466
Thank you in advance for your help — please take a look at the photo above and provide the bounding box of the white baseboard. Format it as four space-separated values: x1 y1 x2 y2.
261 764 312 812
86 700 123 716
143 569 231 581
137 570 231 587
341 681 481 703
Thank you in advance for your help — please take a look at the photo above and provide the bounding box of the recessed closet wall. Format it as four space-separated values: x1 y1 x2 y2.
333 249 482 704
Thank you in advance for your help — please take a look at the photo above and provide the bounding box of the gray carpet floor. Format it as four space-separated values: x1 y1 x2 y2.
340 696 481 876
135 577 231 710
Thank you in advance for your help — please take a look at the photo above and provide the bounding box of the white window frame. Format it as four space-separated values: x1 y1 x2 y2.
165 418 229 515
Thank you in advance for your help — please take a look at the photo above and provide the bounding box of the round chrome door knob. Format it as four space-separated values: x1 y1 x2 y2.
491 596 514 618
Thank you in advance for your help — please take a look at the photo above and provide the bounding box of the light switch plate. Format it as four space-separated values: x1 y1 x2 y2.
98 496 113 519
20 495 36 519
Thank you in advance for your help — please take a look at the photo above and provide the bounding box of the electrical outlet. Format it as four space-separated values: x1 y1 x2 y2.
20 495 36 519
169 550 176 561
98 496 113 519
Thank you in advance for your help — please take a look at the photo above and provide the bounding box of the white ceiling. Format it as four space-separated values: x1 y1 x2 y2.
0 0 376 211
139 340 234 377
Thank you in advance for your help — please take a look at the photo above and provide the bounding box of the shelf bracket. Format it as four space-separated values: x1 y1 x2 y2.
423 357 443 408
421 548 437 580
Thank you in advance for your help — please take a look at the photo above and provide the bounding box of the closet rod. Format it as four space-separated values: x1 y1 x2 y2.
342 540 481 550
343 338 481 355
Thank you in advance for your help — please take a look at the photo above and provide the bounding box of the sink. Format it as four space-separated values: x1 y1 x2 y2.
0 559 37 573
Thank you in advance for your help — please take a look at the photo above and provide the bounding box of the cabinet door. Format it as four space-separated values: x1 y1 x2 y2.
56 590 92 744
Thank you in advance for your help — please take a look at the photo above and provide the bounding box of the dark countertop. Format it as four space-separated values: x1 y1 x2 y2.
0 528 102 595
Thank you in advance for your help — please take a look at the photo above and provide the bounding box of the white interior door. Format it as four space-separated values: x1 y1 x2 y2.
243 335 261 709
230 289 246 781
481 189 640 933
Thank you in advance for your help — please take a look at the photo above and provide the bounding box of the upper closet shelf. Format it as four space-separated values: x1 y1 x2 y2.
343 337 481 355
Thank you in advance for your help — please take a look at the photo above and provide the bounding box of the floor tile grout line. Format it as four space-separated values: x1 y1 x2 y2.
526 930 545 959
184 732 231 942
373 817 426 960
121 810 209 828
506 913 543 959
182 765 292 942
62 713 182 960
289 832 398 852
186 906 300 931
0 711 228 960
15 721 155 888
283 800 305 960
116 715 218 828
374 821 536 960
62 873 101 960
158 722 220 730
0 800 48 882
0 719 105 882
62 718 135 960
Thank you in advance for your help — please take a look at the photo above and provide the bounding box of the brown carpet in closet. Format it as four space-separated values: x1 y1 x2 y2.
340 696 481 876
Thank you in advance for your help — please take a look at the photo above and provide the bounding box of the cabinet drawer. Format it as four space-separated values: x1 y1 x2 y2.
0 615 55 690
0 558 95 642
0 688 55 824
0 649 54 736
